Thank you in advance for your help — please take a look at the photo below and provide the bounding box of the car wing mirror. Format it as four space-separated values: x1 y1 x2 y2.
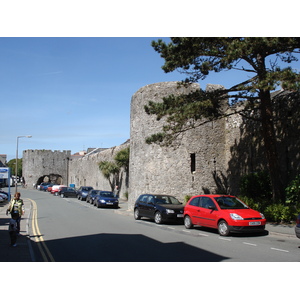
208 205 217 211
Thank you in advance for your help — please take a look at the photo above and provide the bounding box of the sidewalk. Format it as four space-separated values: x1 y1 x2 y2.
0 197 33 262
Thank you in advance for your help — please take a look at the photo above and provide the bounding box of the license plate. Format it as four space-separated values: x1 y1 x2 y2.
107 202 113 205
177 214 183 218
249 221 261 226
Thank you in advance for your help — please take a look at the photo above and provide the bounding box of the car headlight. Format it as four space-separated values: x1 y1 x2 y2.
260 213 265 219
166 209 175 214
230 213 244 220
100 200 106 203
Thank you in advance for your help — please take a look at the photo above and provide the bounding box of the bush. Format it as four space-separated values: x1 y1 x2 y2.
264 204 297 223
286 175 300 204
184 195 192 204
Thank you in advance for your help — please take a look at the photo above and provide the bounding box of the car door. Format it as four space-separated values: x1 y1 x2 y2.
187 197 201 225
136 195 149 217
199 196 218 227
144 195 156 218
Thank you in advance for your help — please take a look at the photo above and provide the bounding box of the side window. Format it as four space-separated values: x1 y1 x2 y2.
140 195 148 203
147 196 155 204
189 197 200 207
200 197 216 209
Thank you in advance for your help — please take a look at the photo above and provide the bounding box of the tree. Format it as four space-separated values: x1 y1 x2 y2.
98 147 130 191
7 159 22 177
98 161 120 191
146 37 300 203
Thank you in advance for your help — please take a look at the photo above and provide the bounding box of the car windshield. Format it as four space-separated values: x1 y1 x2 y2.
214 196 248 209
100 192 114 198
154 195 181 205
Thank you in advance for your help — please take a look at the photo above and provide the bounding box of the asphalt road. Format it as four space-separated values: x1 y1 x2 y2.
20 188 300 262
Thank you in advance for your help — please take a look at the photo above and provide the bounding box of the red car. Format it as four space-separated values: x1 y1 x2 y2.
184 194 266 236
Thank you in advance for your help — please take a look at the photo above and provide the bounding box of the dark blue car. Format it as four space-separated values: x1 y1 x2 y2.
94 191 119 208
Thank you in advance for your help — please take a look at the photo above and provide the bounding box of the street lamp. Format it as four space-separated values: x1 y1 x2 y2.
15 135 32 193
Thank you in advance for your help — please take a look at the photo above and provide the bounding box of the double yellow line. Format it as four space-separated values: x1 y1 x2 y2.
29 198 55 262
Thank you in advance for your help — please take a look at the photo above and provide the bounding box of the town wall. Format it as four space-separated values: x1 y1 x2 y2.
22 150 71 188
22 82 300 210
128 82 240 209
68 140 130 197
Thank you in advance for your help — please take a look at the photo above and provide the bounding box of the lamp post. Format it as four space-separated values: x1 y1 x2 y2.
15 135 32 194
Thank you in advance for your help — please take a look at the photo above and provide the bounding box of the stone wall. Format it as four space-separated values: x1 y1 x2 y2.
68 140 130 198
128 82 238 209
22 82 300 210
22 150 71 188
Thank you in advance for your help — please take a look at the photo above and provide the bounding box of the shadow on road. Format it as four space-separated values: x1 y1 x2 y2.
33 233 230 262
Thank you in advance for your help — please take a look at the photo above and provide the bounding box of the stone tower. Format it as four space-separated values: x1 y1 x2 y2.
128 81 233 209
22 149 71 188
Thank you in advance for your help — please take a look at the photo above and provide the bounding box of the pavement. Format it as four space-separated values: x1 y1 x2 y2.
0 190 298 262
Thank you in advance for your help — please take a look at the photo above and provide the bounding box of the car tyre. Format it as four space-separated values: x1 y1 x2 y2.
218 220 230 236
60 194 64 198
184 215 193 229
134 208 141 220
154 211 163 224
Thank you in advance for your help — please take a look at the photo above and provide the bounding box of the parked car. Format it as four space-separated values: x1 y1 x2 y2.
0 191 8 202
51 185 67 195
86 189 101 204
295 213 300 239
77 186 94 201
184 194 266 236
38 182 51 190
59 187 77 198
94 191 119 208
134 194 184 224
40 183 54 191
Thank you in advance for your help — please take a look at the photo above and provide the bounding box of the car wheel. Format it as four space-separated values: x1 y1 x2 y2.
60 194 64 198
55 192 59 196
154 211 163 224
218 220 230 236
77 195 81 200
184 215 193 229
134 208 141 220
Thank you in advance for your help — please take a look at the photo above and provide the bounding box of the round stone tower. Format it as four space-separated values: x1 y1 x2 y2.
128 81 229 209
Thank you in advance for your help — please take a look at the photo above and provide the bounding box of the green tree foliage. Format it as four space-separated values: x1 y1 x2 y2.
286 175 300 204
98 147 130 191
114 147 130 171
7 159 22 177
146 37 300 203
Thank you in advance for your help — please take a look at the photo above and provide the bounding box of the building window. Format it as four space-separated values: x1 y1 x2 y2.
190 153 196 173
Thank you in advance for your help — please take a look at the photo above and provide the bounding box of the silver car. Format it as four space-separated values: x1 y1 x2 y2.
295 214 300 239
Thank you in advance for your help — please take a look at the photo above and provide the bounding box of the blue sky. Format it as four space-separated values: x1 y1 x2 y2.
1 37 299 161
0 37 182 160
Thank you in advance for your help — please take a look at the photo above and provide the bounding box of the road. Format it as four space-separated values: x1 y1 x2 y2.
20 189 300 262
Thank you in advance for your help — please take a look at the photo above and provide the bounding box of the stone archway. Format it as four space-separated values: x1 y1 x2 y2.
36 173 63 187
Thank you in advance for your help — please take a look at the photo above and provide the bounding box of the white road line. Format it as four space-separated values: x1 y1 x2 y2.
198 233 209 237
182 230 191 233
219 237 231 241
271 247 289 253
168 227 175 230
243 242 257 246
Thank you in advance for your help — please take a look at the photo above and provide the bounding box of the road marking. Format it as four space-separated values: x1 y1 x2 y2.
167 227 175 230
182 230 191 233
28 198 55 262
243 242 257 246
198 233 209 237
219 237 231 241
271 247 289 253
